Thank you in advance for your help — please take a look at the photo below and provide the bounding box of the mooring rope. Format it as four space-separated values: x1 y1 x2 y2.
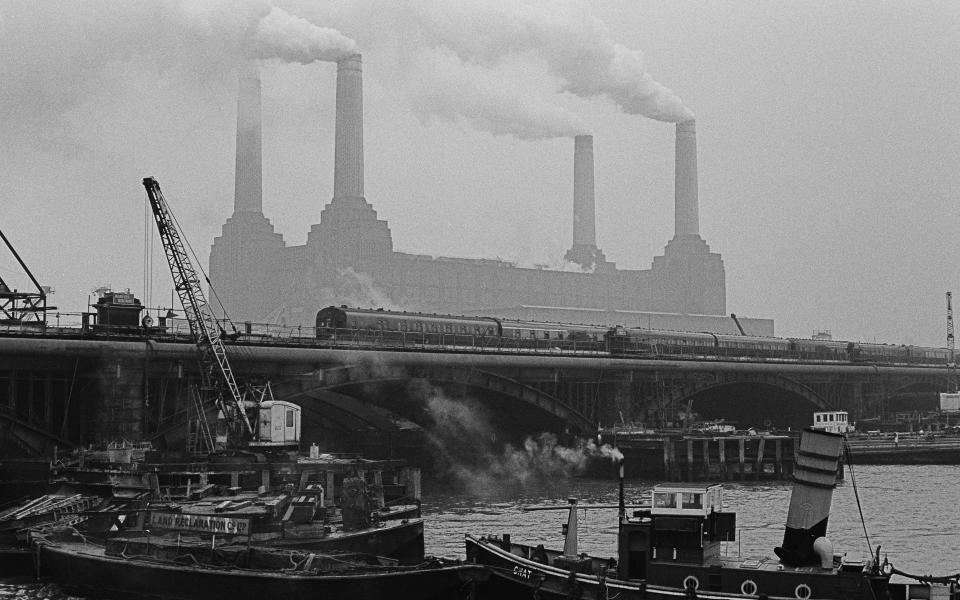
843 441 873 557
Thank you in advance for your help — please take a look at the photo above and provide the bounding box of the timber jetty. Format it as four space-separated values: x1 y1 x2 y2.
596 430 800 482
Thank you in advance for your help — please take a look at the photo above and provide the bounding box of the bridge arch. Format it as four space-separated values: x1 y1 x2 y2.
670 374 830 412
662 374 831 430
273 363 595 434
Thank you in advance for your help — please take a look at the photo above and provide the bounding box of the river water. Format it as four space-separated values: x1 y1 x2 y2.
3 464 959 599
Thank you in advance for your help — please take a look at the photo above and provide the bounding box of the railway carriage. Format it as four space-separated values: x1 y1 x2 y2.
314 306 953 366
315 306 500 347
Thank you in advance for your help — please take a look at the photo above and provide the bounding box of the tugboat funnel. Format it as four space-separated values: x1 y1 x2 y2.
562 498 578 558
774 428 844 567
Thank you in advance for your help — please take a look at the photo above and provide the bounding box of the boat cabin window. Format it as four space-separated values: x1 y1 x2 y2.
681 492 703 510
652 484 722 516
654 492 677 509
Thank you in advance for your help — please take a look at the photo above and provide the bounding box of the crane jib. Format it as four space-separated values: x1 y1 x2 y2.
142 178 254 444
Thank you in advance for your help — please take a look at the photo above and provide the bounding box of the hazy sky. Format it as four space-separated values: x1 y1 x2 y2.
2 1 959 347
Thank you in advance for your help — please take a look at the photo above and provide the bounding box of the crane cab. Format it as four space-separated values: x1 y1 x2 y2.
251 400 301 447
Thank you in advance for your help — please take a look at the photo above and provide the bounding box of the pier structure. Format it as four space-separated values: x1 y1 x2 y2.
603 434 795 482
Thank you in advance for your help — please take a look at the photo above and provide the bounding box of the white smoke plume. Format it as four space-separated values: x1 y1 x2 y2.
416 383 623 497
373 1 694 124
251 6 357 64
334 267 397 310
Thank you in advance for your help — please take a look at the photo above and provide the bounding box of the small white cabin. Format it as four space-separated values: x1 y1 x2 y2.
650 483 723 517
254 400 301 447
812 411 853 434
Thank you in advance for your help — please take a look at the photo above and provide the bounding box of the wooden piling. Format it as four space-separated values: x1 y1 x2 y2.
738 438 746 480
718 438 727 480
775 438 783 477
702 439 711 480
754 437 766 480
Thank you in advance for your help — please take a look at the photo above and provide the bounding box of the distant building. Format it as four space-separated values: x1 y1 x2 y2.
210 58 763 335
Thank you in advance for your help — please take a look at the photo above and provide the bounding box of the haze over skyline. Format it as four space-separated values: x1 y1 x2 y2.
2 1 958 347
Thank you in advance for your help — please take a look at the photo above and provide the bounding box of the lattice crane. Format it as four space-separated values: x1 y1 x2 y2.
142 177 253 450
949 291 957 393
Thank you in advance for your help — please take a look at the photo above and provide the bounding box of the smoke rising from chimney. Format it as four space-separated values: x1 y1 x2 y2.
251 7 358 64
394 1 694 124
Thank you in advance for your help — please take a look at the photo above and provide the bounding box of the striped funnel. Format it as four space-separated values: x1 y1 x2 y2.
774 428 844 567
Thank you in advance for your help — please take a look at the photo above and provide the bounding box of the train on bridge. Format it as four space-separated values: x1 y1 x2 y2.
314 306 953 366
4 301 951 368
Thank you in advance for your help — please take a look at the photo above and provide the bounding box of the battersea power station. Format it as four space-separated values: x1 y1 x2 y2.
210 56 771 336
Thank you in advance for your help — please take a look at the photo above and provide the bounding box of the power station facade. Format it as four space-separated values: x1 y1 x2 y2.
210 56 769 336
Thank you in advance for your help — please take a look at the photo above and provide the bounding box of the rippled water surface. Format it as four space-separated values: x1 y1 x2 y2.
421 464 960 575
4 464 960 598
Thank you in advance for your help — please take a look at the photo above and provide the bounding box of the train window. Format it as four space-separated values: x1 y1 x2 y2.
474 326 481 335
445 324 453 333
487 327 494 336
400 321 408 332
515 330 521 338
460 325 467 334
430 324 439 333
558 332 564 340
415 322 423 332
544 332 550 340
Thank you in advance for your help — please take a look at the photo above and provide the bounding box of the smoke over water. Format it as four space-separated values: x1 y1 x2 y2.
417 383 622 497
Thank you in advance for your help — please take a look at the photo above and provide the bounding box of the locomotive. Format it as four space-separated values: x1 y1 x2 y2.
315 305 952 366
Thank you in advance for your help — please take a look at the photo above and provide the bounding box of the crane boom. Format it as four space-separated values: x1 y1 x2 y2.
142 177 253 437
949 291 957 393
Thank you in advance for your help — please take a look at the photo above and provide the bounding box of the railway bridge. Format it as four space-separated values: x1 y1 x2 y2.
0 334 951 459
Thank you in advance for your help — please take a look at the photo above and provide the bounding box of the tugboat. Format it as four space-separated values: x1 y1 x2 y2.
466 428 951 600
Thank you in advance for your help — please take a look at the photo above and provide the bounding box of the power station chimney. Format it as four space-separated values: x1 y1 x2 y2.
333 54 364 202
572 134 596 248
564 135 609 271
234 68 262 214
674 119 699 238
